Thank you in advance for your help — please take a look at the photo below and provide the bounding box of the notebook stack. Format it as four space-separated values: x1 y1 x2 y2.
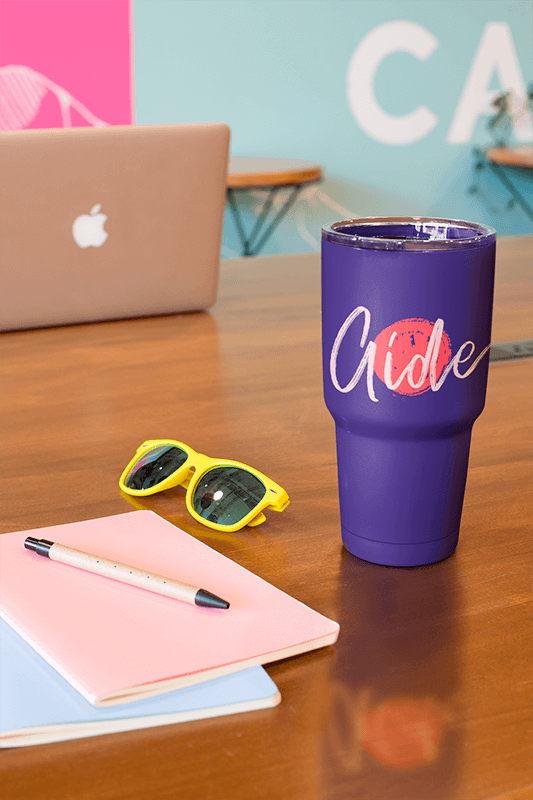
0 510 339 747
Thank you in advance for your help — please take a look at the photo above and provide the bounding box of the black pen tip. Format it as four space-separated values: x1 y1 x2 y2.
195 589 230 609
24 537 40 551
24 537 53 556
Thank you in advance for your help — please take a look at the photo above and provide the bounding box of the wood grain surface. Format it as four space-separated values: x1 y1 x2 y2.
0 236 531 800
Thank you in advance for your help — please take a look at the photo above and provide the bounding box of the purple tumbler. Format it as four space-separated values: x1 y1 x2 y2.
321 217 496 567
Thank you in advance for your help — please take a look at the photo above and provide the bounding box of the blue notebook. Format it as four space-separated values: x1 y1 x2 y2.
0 618 281 747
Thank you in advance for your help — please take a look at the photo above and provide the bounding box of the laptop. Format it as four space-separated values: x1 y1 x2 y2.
0 123 230 330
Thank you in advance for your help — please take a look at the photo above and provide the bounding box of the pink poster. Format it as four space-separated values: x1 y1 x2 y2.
0 0 133 130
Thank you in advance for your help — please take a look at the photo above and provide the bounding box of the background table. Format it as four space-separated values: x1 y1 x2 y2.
485 145 533 224
226 157 323 256
0 237 531 800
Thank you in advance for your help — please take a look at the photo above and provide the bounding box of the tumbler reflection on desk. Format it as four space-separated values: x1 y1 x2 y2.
321 217 496 567
323 553 460 799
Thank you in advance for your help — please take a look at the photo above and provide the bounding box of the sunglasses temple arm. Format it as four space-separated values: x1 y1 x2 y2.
271 493 290 512
247 512 267 528
247 492 289 527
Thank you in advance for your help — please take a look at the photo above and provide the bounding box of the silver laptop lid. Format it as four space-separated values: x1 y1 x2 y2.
0 123 230 330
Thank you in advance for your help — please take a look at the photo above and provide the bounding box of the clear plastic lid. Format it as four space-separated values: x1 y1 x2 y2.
322 217 497 251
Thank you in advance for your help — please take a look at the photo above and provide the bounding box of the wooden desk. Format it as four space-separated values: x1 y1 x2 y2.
226 157 323 256
1 237 532 800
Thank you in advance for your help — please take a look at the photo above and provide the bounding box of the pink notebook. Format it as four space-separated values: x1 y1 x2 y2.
0 512 339 706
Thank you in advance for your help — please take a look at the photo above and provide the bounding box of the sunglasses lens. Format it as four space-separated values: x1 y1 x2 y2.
192 467 266 527
124 445 188 490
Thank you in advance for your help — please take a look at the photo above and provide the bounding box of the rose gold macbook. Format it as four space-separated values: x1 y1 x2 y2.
0 123 230 330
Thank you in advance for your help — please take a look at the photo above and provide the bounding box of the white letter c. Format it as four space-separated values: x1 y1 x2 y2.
346 20 439 145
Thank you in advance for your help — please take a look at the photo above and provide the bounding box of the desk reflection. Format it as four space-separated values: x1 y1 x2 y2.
323 551 461 800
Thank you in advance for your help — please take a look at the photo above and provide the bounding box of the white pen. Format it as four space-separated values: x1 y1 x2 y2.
24 537 230 609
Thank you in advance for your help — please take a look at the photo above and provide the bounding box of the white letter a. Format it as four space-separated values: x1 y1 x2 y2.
447 22 533 144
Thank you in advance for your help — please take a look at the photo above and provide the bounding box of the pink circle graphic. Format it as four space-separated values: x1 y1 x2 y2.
373 318 452 396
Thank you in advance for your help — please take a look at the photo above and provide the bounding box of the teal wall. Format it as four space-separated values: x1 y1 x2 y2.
133 0 533 256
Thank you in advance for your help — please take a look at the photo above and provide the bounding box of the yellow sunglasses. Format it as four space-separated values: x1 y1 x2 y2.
119 440 289 532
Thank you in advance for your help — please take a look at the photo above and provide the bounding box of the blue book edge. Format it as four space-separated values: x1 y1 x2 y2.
0 618 281 747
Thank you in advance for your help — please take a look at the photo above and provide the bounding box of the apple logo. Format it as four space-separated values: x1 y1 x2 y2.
72 204 108 248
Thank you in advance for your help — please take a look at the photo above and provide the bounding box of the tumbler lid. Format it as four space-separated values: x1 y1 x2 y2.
322 217 497 251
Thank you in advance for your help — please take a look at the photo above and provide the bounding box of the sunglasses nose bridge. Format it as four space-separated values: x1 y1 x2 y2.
183 453 213 491
191 452 212 469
